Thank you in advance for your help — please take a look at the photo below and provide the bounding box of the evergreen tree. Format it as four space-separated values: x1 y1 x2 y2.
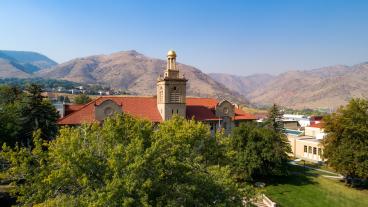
0 85 23 105
20 84 59 146
264 103 284 133
0 85 23 146
64 96 70 103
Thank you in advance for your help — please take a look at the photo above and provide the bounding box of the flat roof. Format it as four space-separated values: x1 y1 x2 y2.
296 136 322 143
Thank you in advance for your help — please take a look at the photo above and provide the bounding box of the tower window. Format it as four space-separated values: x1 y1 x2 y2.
159 87 163 103
170 87 180 103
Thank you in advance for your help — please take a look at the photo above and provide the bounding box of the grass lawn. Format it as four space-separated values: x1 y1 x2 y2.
264 165 368 207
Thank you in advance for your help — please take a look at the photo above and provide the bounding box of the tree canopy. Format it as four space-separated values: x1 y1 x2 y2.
322 98 368 182
0 84 59 147
264 103 284 133
1 115 253 206
74 94 92 104
226 123 291 181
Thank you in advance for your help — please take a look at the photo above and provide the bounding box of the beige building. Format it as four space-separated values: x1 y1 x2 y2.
288 135 324 163
287 123 325 163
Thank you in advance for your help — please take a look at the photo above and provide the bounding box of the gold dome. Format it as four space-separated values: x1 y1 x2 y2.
167 50 176 57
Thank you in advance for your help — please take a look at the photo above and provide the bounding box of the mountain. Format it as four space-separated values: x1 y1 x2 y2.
3 49 367 109
36 50 249 104
212 63 368 109
209 73 274 97
0 50 57 77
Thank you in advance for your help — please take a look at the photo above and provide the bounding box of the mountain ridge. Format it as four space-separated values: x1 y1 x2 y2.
36 50 250 104
211 62 368 109
1 49 367 109
0 50 57 75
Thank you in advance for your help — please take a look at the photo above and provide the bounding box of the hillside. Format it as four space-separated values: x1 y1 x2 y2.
209 73 274 97
0 50 57 76
212 63 368 109
36 50 249 104
3 49 368 109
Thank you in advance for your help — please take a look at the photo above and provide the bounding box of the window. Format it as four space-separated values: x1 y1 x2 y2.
318 148 322 156
308 146 312 153
170 87 180 103
172 109 174 114
223 107 229 115
223 122 227 130
304 145 307 153
104 107 114 116
176 109 178 114
313 147 317 155
159 87 163 103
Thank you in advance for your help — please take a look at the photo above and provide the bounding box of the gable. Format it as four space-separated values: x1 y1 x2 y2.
95 99 123 121
215 100 235 117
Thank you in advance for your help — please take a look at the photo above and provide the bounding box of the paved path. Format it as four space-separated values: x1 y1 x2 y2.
289 160 343 179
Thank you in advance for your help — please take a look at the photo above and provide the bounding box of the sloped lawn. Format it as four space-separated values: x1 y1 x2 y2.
264 165 368 207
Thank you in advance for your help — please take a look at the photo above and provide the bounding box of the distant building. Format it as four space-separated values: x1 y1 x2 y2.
287 122 325 163
58 50 256 134
283 120 300 130
283 114 310 128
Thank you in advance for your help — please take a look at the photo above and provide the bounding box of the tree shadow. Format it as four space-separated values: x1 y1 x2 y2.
0 192 16 207
338 177 368 190
259 164 318 187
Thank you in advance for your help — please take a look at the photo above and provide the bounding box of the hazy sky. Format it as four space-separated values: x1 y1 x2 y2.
0 0 367 76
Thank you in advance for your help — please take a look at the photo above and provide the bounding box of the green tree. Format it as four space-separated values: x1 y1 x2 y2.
147 116 250 206
227 123 291 181
0 85 23 146
74 94 92 104
322 98 368 184
64 96 70 103
1 115 253 206
0 85 23 105
264 103 284 133
0 102 22 146
20 84 59 146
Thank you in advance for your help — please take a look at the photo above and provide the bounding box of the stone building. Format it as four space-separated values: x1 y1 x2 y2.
58 50 256 133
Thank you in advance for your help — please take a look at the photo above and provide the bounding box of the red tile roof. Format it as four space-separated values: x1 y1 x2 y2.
309 122 325 129
64 104 84 116
58 96 256 125
186 98 219 121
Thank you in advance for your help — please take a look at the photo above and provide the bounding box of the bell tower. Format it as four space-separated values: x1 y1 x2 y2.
157 50 187 121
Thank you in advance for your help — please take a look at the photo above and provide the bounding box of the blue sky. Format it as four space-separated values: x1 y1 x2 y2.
0 0 367 75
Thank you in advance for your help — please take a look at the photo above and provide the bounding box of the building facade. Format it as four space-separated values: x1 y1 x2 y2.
287 123 325 163
57 50 256 133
